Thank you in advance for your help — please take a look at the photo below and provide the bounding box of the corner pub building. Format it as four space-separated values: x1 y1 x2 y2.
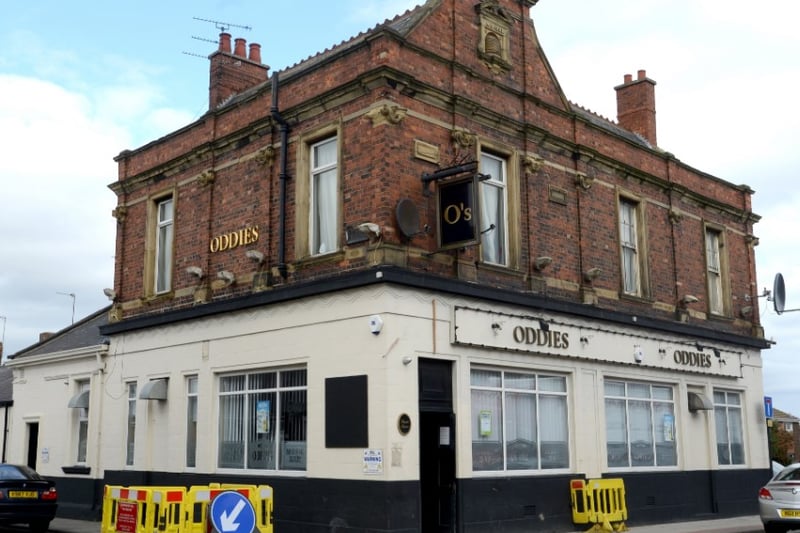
10 1 772 531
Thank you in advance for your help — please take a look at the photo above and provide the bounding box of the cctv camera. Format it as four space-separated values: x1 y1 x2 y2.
369 315 384 335
357 223 381 237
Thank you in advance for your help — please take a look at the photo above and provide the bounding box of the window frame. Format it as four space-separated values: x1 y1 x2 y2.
125 382 137 466
470 367 569 474
75 380 90 464
604 379 677 470
476 141 519 270
186 375 198 468
295 124 342 260
617 194 650 298
216 366 308 473
714 389 746 466
144 191 176 298
704 224 730 316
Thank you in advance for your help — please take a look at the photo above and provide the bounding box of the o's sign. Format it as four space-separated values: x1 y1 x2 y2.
438 178 478 249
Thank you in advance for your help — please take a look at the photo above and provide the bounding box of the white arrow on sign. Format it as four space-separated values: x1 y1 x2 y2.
219 499 246 532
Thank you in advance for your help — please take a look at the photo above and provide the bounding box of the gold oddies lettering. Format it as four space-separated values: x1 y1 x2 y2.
443 202 472 225
673 350 712 368
210 226 260 253
512 326 569 349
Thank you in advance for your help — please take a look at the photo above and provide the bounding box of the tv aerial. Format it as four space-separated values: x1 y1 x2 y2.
770 273 800 315
184 17 253 59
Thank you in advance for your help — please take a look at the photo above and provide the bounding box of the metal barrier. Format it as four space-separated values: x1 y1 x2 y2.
102 483 273 533
570 478 628 532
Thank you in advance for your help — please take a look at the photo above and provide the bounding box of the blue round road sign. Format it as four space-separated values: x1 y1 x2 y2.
209 491 256 533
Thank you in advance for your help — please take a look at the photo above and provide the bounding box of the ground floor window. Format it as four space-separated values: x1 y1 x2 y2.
604 379 676 468
470 367 568 472
218 367 307 471
714 389 745 465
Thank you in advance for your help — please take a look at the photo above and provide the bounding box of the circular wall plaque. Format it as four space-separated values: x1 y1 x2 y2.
398 414 412 436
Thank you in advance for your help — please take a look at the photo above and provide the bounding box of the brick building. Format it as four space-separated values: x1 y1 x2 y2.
7 1 771 531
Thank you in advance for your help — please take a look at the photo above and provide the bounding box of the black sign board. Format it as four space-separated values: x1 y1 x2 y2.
438 177 478 250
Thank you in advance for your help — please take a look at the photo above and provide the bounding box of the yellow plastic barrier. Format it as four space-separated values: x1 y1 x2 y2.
570 478 628 532
102 483 272 533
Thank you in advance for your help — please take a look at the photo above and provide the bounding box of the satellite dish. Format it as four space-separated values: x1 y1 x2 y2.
774 273 786 314
395 198 421 239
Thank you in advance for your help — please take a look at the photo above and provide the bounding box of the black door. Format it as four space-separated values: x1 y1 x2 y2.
419 359 456 532
26 422 39 470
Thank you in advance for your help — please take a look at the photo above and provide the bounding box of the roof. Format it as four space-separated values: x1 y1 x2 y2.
10 306 111 359
774 408 799 422
0 366 12 405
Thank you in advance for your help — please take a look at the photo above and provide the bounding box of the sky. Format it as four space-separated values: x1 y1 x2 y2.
0 1 798 414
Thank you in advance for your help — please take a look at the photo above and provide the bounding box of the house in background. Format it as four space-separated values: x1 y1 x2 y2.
771 408 799 463
7 1 772 531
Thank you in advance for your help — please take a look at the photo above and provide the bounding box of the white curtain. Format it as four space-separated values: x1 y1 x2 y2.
315 168 337 254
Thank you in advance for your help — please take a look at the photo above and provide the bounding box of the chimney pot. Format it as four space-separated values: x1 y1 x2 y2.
624 73 632 84
234 38 246 57
615 69 657 146
249 43 261 64
637 69 647 80
219 32 232 53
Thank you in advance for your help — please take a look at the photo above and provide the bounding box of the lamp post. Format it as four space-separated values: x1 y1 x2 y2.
0 315 6 364
57 292 76 325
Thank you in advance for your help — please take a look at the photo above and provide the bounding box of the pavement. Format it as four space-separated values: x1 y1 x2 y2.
35 515 763 533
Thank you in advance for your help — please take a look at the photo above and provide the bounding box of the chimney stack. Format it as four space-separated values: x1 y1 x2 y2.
208 32 270 109
615 69 657 146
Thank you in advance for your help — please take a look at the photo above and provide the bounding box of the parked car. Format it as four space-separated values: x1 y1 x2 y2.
774 461 787 478
760 463 800 533
0 464 57 532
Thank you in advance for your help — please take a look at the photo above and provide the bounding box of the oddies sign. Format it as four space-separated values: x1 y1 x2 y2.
210 225 259 253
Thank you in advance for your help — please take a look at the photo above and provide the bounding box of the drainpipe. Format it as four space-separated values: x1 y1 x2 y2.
271 72 290 279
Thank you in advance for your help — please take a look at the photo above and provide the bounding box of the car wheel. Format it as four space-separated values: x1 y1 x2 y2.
28 520 51 533
764 523 787 533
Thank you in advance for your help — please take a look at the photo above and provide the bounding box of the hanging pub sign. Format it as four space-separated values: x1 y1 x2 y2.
438 176 479 250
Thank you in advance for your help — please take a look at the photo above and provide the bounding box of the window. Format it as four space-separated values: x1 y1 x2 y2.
310 137 338 255
76 381 90 463
715 389 745 465
154 197 174 294
126 382 137 466
604 380 676 468
186 376 198 468
618 198 647 296
479 152 508 265
786 422 794 433
705 227 728 315
218 368 307 471
470 368 568 472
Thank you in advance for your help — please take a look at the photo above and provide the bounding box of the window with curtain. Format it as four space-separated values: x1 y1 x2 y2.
604 380 676 468
126 382 137 466
76 380 90 463
714 389 745 465
479 152 508 266
310 137 338 255
186 376 198 468
619 198 643 296
155 197 174 294
706 228 725 315
218 368 307 471
470 368 568 472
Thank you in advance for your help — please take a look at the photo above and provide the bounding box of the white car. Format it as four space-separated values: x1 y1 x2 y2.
760 463 800 533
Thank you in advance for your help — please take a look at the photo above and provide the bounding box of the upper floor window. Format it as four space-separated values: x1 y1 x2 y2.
618 197 648 297
470 368 568 472
705 227 728 316
714 389 744 465
605 380 676 468
310 137 338 256
218 367 307 472
154 197 174 294
479 152 508 265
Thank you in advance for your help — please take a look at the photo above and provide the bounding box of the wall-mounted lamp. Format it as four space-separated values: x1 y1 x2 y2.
103 288 117 301
245 249 265 264
533 256 552 271
633 345 643 364
217 270 236 286
680 294 699 306
583 268 602 283
538 319 550 332
357 222 381 238
402 356 413 366
186 266 204 279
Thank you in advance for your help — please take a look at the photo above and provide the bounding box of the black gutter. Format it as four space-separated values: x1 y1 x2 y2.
99 265 771 351
271 72 290 279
